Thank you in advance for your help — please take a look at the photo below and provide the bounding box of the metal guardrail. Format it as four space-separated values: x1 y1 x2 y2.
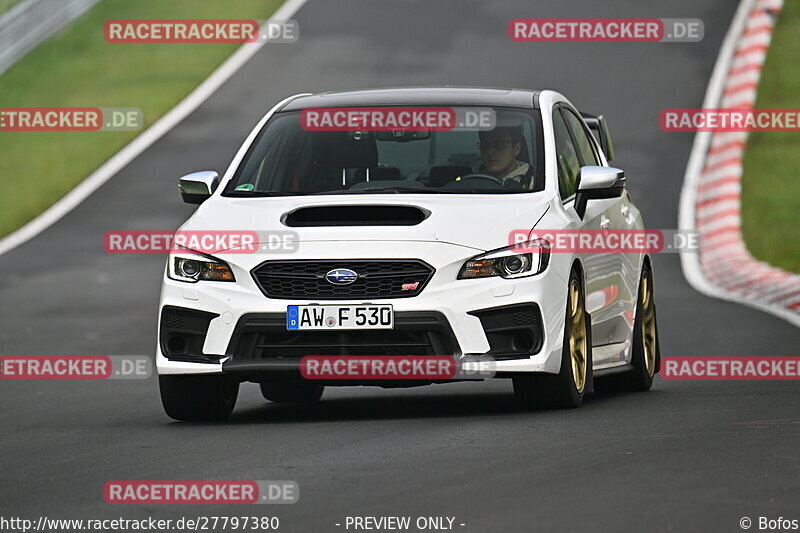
0 0 103 76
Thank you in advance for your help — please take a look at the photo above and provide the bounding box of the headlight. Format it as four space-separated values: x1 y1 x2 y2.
167 247 235 283
458 240 550 279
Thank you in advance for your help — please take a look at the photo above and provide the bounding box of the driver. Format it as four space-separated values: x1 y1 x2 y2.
477 126 531 188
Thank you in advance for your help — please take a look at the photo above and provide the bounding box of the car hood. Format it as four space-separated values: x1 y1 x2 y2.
182 193 552 253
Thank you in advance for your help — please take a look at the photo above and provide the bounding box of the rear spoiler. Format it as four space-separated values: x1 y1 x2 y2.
580 112 615 162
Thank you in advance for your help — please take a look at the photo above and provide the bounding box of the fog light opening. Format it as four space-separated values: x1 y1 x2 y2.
512 332 535 353
167 335 188 355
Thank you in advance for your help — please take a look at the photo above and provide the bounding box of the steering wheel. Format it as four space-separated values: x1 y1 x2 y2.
446 173 504 188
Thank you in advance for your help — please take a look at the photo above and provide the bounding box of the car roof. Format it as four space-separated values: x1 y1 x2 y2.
279 87 542 111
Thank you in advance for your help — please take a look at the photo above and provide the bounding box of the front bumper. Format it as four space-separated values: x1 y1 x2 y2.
156 241 569 376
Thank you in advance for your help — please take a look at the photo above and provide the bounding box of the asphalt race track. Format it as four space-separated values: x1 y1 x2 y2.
1 1 799 531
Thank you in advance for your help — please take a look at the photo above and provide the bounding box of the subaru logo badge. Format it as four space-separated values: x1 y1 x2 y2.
325 268 358 285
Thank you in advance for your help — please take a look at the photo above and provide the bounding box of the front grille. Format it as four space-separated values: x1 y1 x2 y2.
226 312 460 360
251 260 434 299
246 330 444 359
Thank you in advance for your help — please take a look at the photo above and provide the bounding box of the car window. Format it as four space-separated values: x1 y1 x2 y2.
375 130 485 176
562 108 600 167
224 107 546 196
552 109 581 199
376 135 432 174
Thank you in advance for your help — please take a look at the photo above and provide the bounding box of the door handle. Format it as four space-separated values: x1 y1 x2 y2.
620 204 630 217
600 215 611 230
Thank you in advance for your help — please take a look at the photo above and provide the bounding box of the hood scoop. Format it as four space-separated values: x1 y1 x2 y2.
282 205 430 227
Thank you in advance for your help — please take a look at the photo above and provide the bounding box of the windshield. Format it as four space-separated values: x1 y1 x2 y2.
223 107 544 196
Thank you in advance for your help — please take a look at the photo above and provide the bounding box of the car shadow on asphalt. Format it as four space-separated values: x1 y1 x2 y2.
165 384 669 426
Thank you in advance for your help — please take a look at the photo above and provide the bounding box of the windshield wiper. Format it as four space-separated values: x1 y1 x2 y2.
224 191 303 197
443 188 529 194
308 187 448 195
225 187 525 197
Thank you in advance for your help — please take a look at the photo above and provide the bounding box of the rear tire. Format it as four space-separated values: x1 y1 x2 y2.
260 381 324 404
513 270 591 409
595 262 659 393
159 375 239 421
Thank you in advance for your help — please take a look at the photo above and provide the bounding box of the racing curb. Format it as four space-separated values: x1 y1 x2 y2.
679 0 800 327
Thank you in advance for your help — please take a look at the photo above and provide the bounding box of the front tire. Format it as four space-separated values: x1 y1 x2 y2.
159 375 239 421
513 270 591 409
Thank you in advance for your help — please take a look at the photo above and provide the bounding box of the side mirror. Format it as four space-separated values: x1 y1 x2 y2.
178 171 219 205
574 166 626 219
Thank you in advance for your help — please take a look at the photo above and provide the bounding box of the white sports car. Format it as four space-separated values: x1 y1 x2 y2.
157 87 660 421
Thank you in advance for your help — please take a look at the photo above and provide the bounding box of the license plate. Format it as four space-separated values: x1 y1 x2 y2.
286 305 394 330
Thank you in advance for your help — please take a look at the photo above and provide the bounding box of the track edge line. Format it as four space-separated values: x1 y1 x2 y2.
0 0 310 258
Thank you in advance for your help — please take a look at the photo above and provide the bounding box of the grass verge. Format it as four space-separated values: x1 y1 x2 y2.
741 1 800 273
0 0 282 237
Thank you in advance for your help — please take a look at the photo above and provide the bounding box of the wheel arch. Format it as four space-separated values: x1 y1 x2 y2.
570 258 586 287
642 253 654 274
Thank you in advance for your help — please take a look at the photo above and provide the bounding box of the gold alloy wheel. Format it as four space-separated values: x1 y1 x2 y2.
568 279 587 393
639 270 658 377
